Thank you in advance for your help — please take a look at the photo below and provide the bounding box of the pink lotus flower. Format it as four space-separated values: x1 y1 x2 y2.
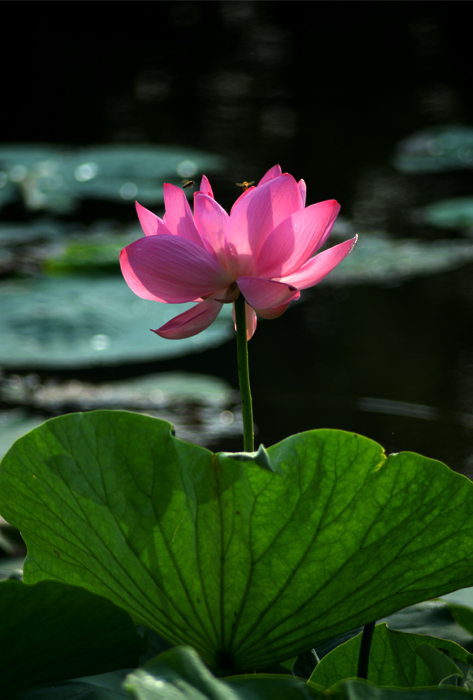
120 165 357 340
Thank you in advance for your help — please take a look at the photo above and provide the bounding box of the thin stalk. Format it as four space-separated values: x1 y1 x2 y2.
357 621 375 680
234 293 254 452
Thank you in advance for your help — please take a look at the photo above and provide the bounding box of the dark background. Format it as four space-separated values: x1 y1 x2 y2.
2 2 473 474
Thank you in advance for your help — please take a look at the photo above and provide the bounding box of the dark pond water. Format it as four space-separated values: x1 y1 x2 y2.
1 3 473 479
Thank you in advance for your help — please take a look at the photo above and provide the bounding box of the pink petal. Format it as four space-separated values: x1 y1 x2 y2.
152 299 223 339
277 236 358 290
162 183 203 246
199 175 213 198
246 303 257 339
194 193 229 264
136 201 162 237
120 234 233 303
256 301 293 320
230 186 256 215
256 200 341 278
237 277 300 310
232 301 257 340
225 174 304 278
298 179 306 208
258 164 283 186
213 284 239 303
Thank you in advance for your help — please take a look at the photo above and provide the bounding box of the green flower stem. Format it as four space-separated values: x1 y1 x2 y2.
357 621 375 680
234 292 254 452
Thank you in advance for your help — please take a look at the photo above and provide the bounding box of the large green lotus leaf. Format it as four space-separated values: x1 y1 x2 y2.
393 126 473 173
0 276 233 368
0 144 223 212
0 579 146 697
2 412 473 673
124 646 323 700
310 623 471 689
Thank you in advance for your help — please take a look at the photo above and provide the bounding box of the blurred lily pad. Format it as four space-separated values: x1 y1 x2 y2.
0 144 223 213
0 220 66 246
54 223 472 288
0 410 44 461
0 373 241 458
43 231 141 274
0 275 233 368
1 372 234 411
0 220 143 278
422 198 473 231
324 232 473 284
393 126 473 173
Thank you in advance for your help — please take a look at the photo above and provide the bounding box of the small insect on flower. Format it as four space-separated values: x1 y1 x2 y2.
236 181 255 191
181 179 195 189
121 165 358 340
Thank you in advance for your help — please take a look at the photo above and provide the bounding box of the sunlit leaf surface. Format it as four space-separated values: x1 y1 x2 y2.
2 412 473 672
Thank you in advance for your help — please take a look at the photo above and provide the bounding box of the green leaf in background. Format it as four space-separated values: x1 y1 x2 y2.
312 600 473 667
414 645 464 687
393 126 473 173
329 679 473 699
0 144 223 212
323 233 473 286
446 605 473 640
0 579 146 697
384 601 473 653
0 371 239 460
9 672 130 700
0 276 233 368
310 623 471 689
124 646 324 700
422 198 473 231
0 411 44 462
2 413 473 672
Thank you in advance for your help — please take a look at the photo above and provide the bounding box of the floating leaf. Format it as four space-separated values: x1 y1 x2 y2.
310 623 471 689
384 601 473 653
0 579 146 697
0 276 233 368
312 600 473 664
329 679 473 699
393 126 473 173
2 413 473 672
7 672 131 700
124 646 324 700
43 234 140 274
0 144 223 212
0 411 44 460
0 373 240 457
323 233 473 285
422 198 473 231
